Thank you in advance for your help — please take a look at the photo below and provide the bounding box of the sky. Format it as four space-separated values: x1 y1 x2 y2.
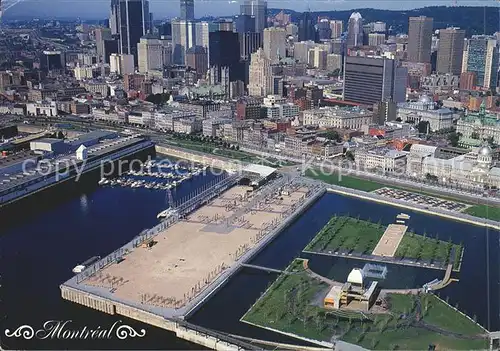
3 0 497 19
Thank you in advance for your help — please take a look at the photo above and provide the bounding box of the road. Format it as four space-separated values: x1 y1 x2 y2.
12 115 500 208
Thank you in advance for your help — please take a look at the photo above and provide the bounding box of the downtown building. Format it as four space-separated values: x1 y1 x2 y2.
436 27 465 75
343 56 407 105
240 0 267 34
465 35 499 90
346 12 363 48
115 0 152 62
137 35 172 73
408 16 433 63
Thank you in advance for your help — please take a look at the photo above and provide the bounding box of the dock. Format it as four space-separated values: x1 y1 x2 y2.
60 174 326 349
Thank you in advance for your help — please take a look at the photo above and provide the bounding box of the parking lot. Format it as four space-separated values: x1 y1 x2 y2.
373 187 470 212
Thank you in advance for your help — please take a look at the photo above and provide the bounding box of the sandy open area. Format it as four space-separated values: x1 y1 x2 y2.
84 184 311 309
371 224 408 257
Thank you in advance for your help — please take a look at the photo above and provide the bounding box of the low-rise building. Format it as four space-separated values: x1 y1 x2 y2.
26 102 58 117
397 95 454 132
303 106 372 130
457 101 500 146
355 148 407 173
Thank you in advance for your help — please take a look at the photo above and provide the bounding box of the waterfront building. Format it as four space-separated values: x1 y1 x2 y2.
355 149 407 174
465 36 499 89
343 56 407 105
437 27 465 75
408 16 433 63
137 36 172 73
302 106 373 129
396 95 453 132
457 101 500 146
347 12 363 48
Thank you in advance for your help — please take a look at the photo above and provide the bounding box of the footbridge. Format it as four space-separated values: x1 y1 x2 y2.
240 263 287 274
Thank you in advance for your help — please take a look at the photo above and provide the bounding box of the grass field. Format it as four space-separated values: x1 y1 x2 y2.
306 168 500 223
464 204 500 222
242 260 488 350
305 216 463 268
305 215 385 254
304 169 385 192
395 233 463 270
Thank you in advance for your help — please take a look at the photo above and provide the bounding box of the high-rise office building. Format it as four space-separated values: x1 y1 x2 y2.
117 0 151 62
40 51 65 72
248 48 273 96
317 19 332 41
368 33 385 47
137 36 172 73
186 46 208 77
263 27 286 64
171 19 196 65
95 27 112 62
110 53 135 75
330 20 343 39
209 31 242 81
466 36 499 89
180 0 194 21
239 32 262 60
109 0 119 35
298 11 316 42
235 14 256 33
436 27 465 75
347 12 363 48
408 16 433 63
240 0 267 34
343 56 407 105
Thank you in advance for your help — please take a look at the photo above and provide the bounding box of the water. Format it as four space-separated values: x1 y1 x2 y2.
1 168 498 349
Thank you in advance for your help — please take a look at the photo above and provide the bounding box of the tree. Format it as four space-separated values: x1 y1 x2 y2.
417 121 430 134
324 130 342 142
447 132 461 147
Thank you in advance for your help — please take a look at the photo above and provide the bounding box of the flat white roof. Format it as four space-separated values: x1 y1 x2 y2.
243 164 276 178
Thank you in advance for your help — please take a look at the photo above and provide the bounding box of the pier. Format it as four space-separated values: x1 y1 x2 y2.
60 173 326 349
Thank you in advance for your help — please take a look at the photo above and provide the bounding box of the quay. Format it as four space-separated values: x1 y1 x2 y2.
325 186 500 230
60 172 326 349
0 133 154 208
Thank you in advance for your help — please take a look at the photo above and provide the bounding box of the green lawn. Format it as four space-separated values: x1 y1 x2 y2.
305 215 385 254
242 260 487 350
395 233 463 270
464 204 500 221
305 169 385 192
306 216 462 268
306 169 500 223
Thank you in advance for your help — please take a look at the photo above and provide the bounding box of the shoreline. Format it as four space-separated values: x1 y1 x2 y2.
325 187 500 231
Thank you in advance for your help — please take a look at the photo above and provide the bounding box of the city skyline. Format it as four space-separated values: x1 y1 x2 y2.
3 0 497 19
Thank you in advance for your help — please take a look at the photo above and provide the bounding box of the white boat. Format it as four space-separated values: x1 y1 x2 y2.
72 256 101 273
157 208 177 219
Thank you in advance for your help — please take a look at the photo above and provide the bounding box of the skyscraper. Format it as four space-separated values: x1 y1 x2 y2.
330 20 343 39
347 12 363 48
109 0 120 35
298 11 316 42
263 27 286 64
240 0 267 34
118 0 151 62
239 32 262 60
235 14 256 33
466 36 499 89
436 27 465 75
95 27 112 62
171 19 196 65
180 0 194 21
248 48 273 96
186 46 208 77
209 31 242 81
408 16 433 63
137 36 172 73
343 56 407 105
